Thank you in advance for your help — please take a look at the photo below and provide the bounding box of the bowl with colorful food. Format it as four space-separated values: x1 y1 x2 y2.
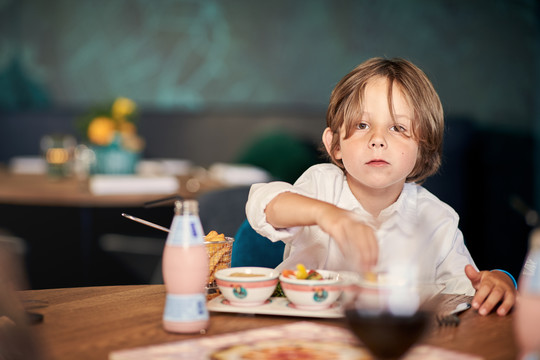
215 267 280 306
279 264 344 310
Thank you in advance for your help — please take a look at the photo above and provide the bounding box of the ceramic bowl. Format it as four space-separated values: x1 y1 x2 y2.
279 269 343 310
215 267 280 306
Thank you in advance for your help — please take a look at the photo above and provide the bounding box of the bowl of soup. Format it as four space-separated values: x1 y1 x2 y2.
215 267 280 306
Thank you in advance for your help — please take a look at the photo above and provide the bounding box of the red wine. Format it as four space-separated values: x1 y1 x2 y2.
345 309 429 359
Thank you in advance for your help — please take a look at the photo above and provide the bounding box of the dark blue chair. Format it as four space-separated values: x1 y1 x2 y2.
231 219 285 268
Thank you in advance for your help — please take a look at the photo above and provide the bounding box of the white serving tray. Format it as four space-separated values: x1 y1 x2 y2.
207 295 344 318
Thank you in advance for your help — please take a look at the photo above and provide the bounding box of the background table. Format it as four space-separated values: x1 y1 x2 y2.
14 285 518 360
0 168 225 288
0 168 224 207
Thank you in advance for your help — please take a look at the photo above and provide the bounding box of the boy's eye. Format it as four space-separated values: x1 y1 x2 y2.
356 123 369 130
390 124 407 133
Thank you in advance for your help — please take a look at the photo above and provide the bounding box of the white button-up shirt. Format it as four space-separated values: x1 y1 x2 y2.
246 163 476 295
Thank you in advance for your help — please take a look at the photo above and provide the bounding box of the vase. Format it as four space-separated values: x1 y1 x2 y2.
90 135 140 175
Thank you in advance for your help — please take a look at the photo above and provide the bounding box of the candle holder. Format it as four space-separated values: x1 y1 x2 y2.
40 134 76 178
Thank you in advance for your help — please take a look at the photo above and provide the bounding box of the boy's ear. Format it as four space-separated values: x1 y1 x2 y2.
322 127 341 159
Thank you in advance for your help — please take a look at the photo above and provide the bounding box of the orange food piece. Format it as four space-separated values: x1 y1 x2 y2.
282 270 295 278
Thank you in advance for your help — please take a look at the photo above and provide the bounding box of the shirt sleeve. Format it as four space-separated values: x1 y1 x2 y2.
245 181 302 243
245 164 335 243
414 187 476 296
435 223 477 296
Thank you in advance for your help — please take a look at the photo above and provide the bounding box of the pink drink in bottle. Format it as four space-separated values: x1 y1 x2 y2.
162 200 209 333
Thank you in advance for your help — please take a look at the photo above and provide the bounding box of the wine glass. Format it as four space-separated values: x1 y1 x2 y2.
343 268 439 359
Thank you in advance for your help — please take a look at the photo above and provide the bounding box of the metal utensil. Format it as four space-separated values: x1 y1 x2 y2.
143 195 183 208
437 302 471 326
121 213 170 233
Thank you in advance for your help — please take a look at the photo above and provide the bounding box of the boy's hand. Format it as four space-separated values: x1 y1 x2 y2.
465 265 516 316
264 192 378 272
318 208 378 272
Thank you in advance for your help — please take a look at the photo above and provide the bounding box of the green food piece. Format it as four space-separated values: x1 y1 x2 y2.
306 270 323 280
272 282 285 297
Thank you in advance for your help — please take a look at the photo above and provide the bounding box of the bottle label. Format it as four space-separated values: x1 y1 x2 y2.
163 293 209 322
167 215 205 246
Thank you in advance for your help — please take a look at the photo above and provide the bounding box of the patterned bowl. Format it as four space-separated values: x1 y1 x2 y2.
280 270 343 310
215 267 279 306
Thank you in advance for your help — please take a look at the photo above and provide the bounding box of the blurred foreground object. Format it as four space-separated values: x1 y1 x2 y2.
514 227 540 359
0 231 43 360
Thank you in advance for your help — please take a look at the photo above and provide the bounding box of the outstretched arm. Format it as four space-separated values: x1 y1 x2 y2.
265 191 378 271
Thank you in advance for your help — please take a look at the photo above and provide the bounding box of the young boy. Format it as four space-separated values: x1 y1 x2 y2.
246 58 516 316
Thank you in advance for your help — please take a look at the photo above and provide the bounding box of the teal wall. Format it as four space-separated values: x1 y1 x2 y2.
1 0 539 210
0 0 539 282
1 0 538 130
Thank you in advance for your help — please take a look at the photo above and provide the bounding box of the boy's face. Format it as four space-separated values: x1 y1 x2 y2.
333 77 418 195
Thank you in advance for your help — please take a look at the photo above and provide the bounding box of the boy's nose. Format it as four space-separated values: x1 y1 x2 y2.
369 126 387 148
370 135 386 148
371 140 385 148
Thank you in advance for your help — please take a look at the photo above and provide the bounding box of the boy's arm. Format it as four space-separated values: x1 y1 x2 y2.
265 191 335 228
265 191 378 271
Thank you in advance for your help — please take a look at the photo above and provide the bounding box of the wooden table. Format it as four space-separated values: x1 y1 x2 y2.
0 168 225 207
12 285 518 360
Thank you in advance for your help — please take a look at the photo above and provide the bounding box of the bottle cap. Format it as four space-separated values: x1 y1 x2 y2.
173 199 199 215
530 228 540 250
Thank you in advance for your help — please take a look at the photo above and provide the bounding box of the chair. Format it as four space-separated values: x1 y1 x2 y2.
231 219 284 268
198 185 251 237
0 232 29 290
199 187 285 268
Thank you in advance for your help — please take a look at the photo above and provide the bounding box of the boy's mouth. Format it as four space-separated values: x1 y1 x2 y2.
366 159 389 166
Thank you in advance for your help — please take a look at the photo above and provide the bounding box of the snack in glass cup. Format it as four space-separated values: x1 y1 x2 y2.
204 231 234 299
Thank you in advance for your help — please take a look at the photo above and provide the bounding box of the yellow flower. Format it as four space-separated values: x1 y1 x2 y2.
79 97 143 151
112 97 136 119
87 117 116 146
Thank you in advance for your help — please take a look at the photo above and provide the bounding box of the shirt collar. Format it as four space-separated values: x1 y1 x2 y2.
379 183 419 234
340 179 419 232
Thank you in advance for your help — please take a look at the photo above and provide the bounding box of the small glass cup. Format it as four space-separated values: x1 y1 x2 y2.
40 134 77 178
205 237 234 300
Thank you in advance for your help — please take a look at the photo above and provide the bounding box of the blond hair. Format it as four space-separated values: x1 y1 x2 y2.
325 57 444 184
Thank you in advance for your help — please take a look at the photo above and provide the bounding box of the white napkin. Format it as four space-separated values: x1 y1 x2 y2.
89 175 179 195
208 163 271 185
9 156 48 174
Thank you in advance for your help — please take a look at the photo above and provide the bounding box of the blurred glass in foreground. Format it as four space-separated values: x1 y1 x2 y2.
515 228 540 360
343 264 442 360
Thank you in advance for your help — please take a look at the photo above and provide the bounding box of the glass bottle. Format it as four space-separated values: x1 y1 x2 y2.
162 200 209 333
515 227 540 359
